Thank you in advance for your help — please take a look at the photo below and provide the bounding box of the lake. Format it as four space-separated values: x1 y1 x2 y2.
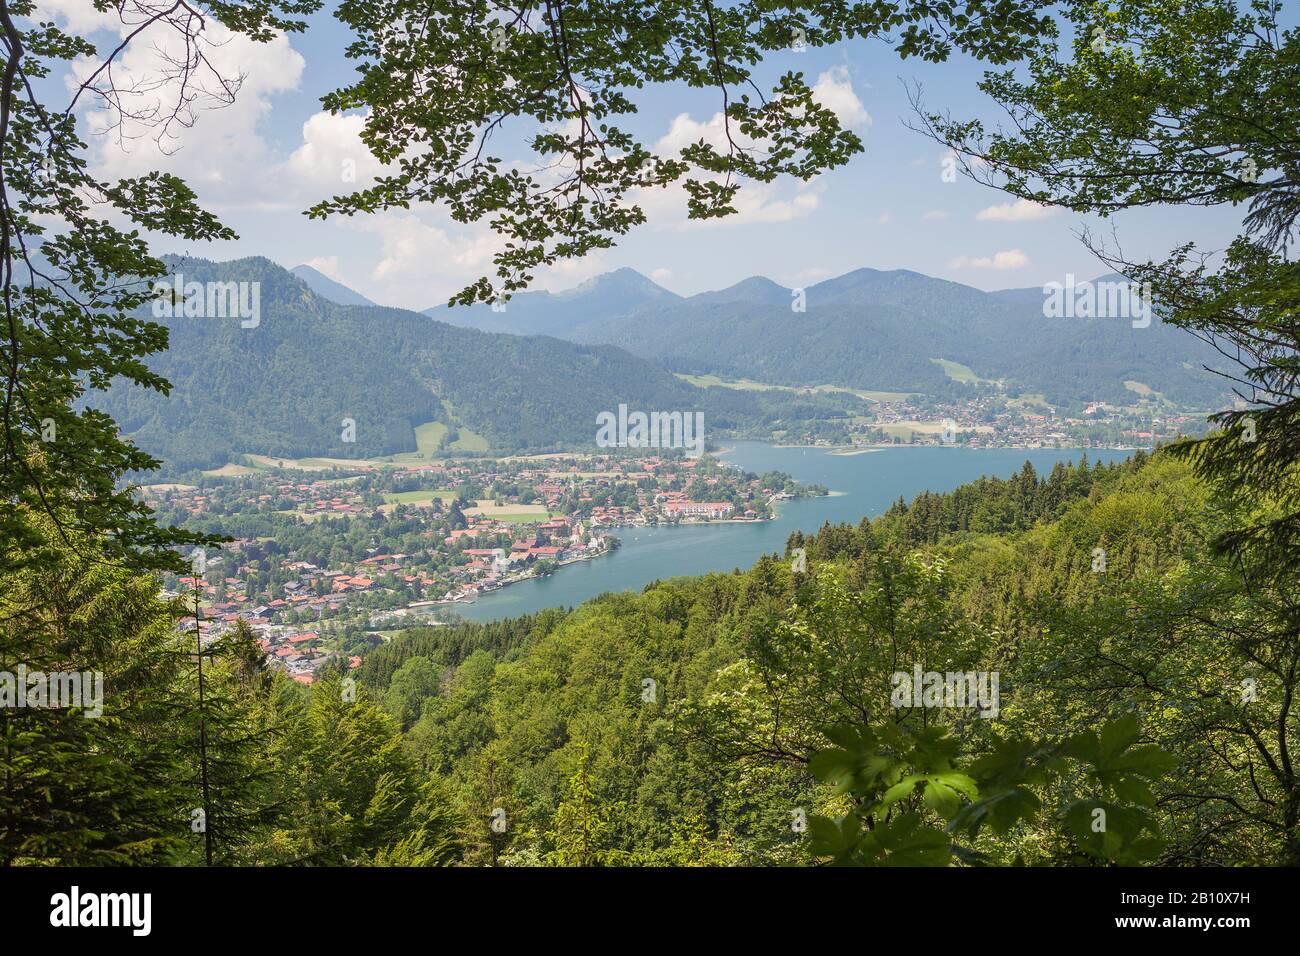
450 443 1134 621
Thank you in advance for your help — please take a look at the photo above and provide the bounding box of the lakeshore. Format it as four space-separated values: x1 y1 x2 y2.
449 442 1135 621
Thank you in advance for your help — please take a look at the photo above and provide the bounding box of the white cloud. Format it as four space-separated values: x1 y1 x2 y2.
650 268 673 282
811 67 871 130
44 3 861 308
70 14 305 211
655 111 733 157
337 212 606 308
639 183 820 230
59 0 411 214
303 256 343 281
948 249 1030 270
937 148 989 183
724 184 821 226
283 112 390 199
654 68 868 156
634 114 826 229
301 213 615 309
787 266 833 285
358 214 500 283
976 199 1057 222
534 253 609 291
639 68 867 231
875 213 891 225
37 0 120 33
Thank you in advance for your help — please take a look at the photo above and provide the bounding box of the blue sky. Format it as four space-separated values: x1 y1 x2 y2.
50 2 1242 310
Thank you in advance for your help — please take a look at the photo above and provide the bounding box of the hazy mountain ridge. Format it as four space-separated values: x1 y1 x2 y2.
422 267 681 339
97 257 853 473
290 263 378 308
427 267 1227 407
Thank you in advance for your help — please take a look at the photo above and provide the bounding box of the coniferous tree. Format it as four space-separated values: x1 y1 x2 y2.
0 512 188 864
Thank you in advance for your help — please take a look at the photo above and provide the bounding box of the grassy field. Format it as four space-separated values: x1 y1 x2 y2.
676 373 778 390
878 423 920 440
209 417 494 476
436 401 491 452
414 420 490 454
413 421 449 454
545 470 643 479
675 373 915 403
931 357 999 386
465 500 550 522
382 489 457 505
810 384 917 403
242 453 376 471
376 420 491 464
877 421 995 440
1123 380 1170 404
275 509 335 523
450 428 490 452
473 512 550 524
1008 393 1053 411
201 462 260 477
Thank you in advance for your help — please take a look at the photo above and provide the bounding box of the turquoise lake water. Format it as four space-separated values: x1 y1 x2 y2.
450 443 1133 621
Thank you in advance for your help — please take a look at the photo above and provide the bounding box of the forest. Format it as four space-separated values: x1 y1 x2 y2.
342 450 1296 866
2 0 1298 879
7 449 1295 866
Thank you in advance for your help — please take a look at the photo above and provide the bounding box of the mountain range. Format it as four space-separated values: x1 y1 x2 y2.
100 257 851 473
420 267 1225 408
99 257 1230 475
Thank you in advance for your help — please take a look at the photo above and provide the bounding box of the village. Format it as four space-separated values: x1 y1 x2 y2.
148 453 826 685
142 390 1210 688
776 388 1206 450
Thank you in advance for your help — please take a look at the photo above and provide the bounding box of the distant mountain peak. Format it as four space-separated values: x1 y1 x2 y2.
689 275 791 306
560 267 679 300
291 263 377 308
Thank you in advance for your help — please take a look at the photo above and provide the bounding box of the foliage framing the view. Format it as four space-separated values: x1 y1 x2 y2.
919 0 1300 564
312 0 1054 304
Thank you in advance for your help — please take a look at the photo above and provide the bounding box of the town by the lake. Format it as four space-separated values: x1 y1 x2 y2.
146 384 1208 689
151 451 827 686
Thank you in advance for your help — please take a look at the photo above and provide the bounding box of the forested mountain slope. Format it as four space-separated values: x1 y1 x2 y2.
349 449 1295 865
12 442 1292 866
95 257 853 472
430 267 1226 408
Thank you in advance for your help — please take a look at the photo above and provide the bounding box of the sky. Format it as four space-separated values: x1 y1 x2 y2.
41 1 1244 311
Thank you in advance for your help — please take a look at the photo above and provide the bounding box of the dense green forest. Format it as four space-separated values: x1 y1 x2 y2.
332 448 1295 866
11 450 1292 865
0 513 460 865
5 0 1298 877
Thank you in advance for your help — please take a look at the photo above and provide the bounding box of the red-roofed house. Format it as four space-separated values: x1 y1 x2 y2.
663 501 734 519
